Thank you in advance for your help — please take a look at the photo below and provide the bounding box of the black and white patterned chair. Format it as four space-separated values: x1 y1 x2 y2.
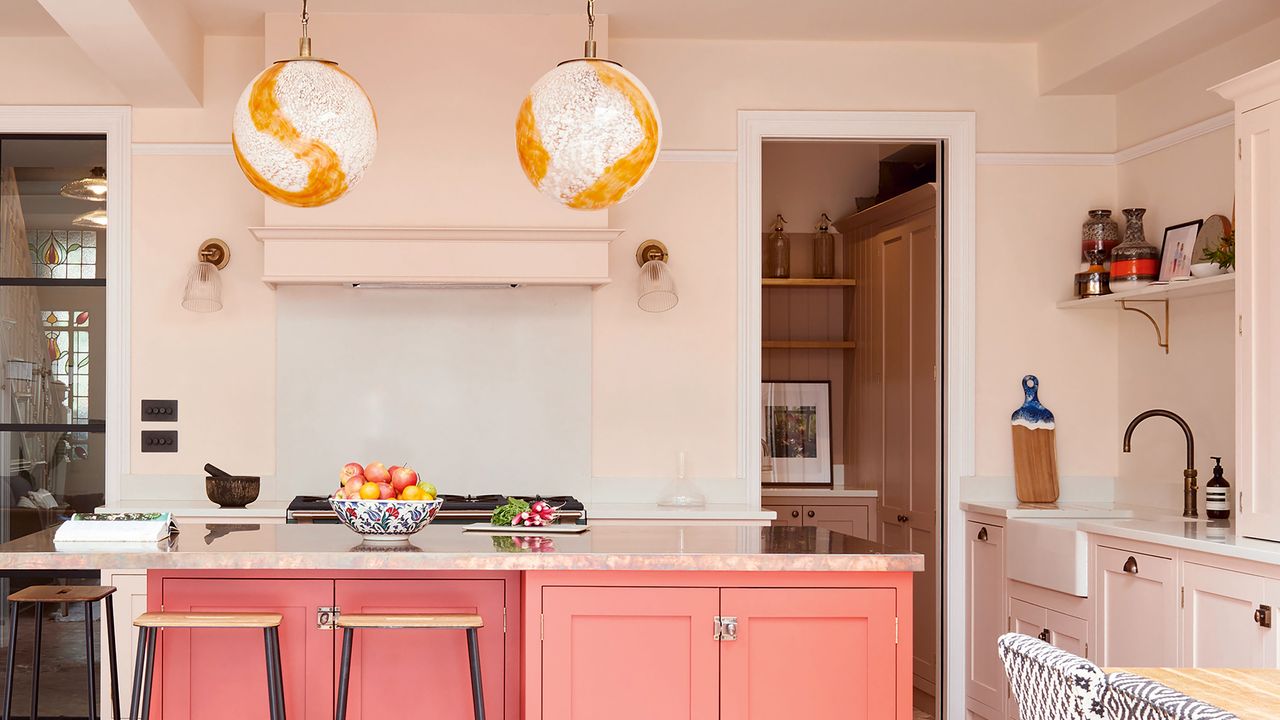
1103 671 1238 719
997 632 1107 720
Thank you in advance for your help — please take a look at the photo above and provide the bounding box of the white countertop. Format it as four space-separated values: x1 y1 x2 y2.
961 500 1137 519
1080 517 1280 565
762 488 878 499
587 503 777 522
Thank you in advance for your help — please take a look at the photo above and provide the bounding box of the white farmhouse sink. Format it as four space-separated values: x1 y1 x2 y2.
1006 519 1089 597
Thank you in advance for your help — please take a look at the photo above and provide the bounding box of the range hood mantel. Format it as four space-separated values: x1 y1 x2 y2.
249 226 624 287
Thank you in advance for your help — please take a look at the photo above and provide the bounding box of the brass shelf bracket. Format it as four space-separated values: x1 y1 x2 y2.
1119 298 1169 354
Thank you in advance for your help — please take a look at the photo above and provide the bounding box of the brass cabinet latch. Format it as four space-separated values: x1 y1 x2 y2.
713 616 738 641
1255 605 1272 629
317 606 340 630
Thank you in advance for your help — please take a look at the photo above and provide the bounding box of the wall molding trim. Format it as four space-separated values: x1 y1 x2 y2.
658 148 737 163
976 152 1115 166
132 142 232 156
1113 111 1233 165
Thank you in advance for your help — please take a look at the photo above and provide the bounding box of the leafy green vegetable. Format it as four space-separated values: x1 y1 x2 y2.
490 497 530 526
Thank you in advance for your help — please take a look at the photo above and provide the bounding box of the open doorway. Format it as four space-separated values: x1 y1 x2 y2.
740 111 976 720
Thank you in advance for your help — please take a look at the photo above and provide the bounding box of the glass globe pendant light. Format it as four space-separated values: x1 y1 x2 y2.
72 209 108 228
516 0 662 211
232 0 377 208
60 167 107 201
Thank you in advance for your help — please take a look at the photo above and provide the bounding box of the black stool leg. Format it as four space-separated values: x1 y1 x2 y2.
104 596 120 720
269 628 286 720
138 628 156 720
29 603 42 720
4 601 19 720
334 628 353 720
128 627 148 720
83 602 97 720
466 628 484 720
263 628 286 720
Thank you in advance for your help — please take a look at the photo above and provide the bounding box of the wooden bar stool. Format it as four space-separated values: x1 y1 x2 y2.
129 612 285 720
3 585 120 720
334 613 485 720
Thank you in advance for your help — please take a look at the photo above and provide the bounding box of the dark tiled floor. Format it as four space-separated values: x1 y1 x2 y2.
0 601 100 719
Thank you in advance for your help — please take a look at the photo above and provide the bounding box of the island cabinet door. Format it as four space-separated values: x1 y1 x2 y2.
333 579 508 719
719 587 899 719
540 586 720 719
158 578 335 720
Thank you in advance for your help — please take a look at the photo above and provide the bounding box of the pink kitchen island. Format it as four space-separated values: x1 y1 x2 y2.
0 523 922 719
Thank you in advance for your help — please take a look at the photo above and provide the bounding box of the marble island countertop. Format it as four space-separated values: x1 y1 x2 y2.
0 523 924 573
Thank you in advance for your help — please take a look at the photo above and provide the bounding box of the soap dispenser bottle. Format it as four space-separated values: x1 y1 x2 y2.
1205 456 1231 520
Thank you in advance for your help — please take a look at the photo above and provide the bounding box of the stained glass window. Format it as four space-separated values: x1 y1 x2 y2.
28 230 97 279
41 309 90 441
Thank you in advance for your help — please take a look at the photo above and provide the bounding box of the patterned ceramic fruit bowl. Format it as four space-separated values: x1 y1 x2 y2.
329 498 442 544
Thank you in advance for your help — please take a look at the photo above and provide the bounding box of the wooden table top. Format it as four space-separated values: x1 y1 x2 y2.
1107 668 1280 719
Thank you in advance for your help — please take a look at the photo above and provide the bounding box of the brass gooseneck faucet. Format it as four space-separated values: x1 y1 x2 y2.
1122 409 1197 518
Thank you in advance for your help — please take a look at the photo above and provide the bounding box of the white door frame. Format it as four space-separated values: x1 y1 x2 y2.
737 110 975 720
0 106 132 506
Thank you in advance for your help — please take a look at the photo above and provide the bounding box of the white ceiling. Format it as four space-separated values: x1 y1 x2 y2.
4 0 1103 41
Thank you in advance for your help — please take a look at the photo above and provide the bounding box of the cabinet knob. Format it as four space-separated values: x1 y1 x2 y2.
897 514 909 523
790 510 800 519
1037 628 1052 643
807 510 815 519
1122 556 1139 575
977 527 988 542
1256 605 1273 629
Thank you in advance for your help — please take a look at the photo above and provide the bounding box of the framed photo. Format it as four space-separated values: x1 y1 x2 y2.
1158 219 1203 283
761 381 833 487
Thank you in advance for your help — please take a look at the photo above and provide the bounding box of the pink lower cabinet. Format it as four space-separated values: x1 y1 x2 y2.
156 578 335 720
719 587 898 719
152 572 518 720
540 586 721 719
332 579 509 718
528 572 912 719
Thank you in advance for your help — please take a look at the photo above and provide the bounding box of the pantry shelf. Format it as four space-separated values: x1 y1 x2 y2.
762 278 858 287
762 340 857 350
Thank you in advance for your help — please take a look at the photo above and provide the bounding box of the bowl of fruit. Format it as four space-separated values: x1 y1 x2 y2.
328 462 442 544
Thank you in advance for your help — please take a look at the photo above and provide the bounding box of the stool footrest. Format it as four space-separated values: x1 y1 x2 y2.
336 613 483 629
134 612 283 628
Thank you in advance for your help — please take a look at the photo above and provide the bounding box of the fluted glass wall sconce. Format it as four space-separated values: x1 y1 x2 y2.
182 238 231 313
636 239 677 313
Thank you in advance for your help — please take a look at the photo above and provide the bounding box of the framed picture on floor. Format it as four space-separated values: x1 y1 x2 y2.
1158 219 1203 282
761 381 833 487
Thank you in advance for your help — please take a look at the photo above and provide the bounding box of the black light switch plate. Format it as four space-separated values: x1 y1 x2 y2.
141 399 178 421
141 430 178 452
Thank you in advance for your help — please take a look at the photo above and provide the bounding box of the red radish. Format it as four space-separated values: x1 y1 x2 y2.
339 463 364 484
364 462 391 484
390 465 420 494
377 483 395 500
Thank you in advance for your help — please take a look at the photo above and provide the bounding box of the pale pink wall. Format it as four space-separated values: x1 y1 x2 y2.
1114 128 1236 510
0 37 125 104
129 154 274 478
761 141 881 226
133 36 264 143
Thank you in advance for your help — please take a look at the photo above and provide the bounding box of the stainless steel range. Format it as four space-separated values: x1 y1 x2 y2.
286 494 587 524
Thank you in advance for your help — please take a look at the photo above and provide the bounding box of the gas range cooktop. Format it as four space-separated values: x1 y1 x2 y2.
286 493 587 524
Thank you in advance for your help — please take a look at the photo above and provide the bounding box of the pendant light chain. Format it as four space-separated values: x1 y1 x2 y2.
298 0 312 57
584 0 597 58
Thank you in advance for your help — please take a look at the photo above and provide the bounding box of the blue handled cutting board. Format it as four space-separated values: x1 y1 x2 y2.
1011 375 1059 503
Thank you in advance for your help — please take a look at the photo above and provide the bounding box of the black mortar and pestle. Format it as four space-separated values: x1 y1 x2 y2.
204 463 261 508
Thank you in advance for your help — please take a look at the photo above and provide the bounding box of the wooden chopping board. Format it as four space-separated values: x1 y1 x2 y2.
1011 374 1059 503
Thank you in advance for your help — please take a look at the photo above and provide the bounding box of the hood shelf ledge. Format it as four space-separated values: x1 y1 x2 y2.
249 226 624 288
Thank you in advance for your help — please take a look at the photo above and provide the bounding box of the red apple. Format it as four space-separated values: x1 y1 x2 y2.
364 462 391 484
343 476 366 496
339 463 364 484
390 465 420 494
377 483 395 500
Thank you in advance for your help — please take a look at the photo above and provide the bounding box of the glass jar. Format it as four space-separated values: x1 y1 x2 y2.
1081 209 1119 269
1109 208 1159 291
812 212 836 279
765 214 790 279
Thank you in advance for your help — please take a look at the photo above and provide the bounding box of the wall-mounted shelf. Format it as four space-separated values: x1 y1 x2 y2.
1055 273 1233 309
762 340 857 350
1056 273 1234 353
762 278 858 287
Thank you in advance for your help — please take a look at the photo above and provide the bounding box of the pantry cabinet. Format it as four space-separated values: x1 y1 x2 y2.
526 571 913 720
762 496 876 539
1214 59 1280 543
1093 543 1179 667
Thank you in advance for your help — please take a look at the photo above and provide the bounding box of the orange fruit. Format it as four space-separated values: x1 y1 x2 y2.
400 485 425 501
358 482 380 500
